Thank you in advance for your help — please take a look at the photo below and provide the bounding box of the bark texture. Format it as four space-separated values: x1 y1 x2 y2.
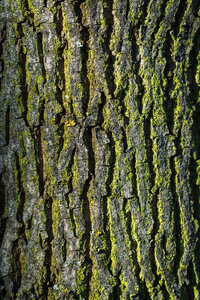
0 0 200 299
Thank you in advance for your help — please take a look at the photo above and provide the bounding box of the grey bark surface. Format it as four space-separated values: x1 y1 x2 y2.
0 0 200 299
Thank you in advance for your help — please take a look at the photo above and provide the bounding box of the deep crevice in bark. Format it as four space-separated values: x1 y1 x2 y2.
9 240 22 296
0 174 7 246
53 3 68 160
73 0 90 116
144 112 155 190
150 188 160 288
102 0 116 98
109 268 122 300
5 106 10 147
37 32 47 85
101 131 116 275
187 26 200 108
66 147 77 236
170 157 182 282
98 92 106 128
150 0 169 51
130 154 140 208
32 127 45 197
79 127 95 299
163 30 176 134
17 23 28 124
43 196 54 296
173 0 188 38
0 25 6 91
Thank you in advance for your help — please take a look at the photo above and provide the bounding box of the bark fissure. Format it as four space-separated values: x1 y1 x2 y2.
17 23 28 124
5 106 10 147
37 32 47 85
0 25 6 91
14 152 28 246
102 0 116 98
43 196 54 296
102 131 116 273
0 174 7 246
170 156 182 282
9 240 22 296
54 4 67 159
79 127 95 299
73 0 90 116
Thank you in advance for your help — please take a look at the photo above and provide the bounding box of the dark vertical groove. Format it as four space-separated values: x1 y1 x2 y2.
170 157 182 282
130 155 140 208
109 268 122 300
5 106 10 146
27 214 33 230
69 208 77 237
32 127 44 197
61 235 67 262
129 27 144 114
102 131 116 273
114 84 130 128
36 83 45 125
184 261 195 299
65 147 77 236
9 240 22 296
14 152 28 245
150 0 169 50
137 0 154 39
150 188 160 287
102 194 111 272
37 32 46 84
0 25 6 91
144 112 155 190
43 196 54 295
79 127 95 299
0 173 7 246
21 0 35 29
17 23 28 123
121 127 128 153
102 0 116 97
84 127 95 178
54 4 67 159
190 103 200 288
125 0 130 20
173 0 188 38
0 276 6 298
15 153 26 223
44 0 47 8
98 92 106 128
163 30 176 134
145 106 159 289
73 0 90 116
187 27 200 108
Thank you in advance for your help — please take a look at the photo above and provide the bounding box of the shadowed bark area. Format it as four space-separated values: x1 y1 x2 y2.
0 0 200 299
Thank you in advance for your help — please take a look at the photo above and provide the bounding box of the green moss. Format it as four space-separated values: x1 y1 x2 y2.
90 261 106 299
77 263 89 298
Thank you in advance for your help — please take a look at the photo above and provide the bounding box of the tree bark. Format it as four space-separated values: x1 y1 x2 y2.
0 0 200 299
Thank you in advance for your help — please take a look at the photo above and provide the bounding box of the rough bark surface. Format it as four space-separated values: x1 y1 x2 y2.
0 0 200 299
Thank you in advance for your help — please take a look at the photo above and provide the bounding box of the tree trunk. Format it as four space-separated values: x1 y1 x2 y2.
0 0 200 299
